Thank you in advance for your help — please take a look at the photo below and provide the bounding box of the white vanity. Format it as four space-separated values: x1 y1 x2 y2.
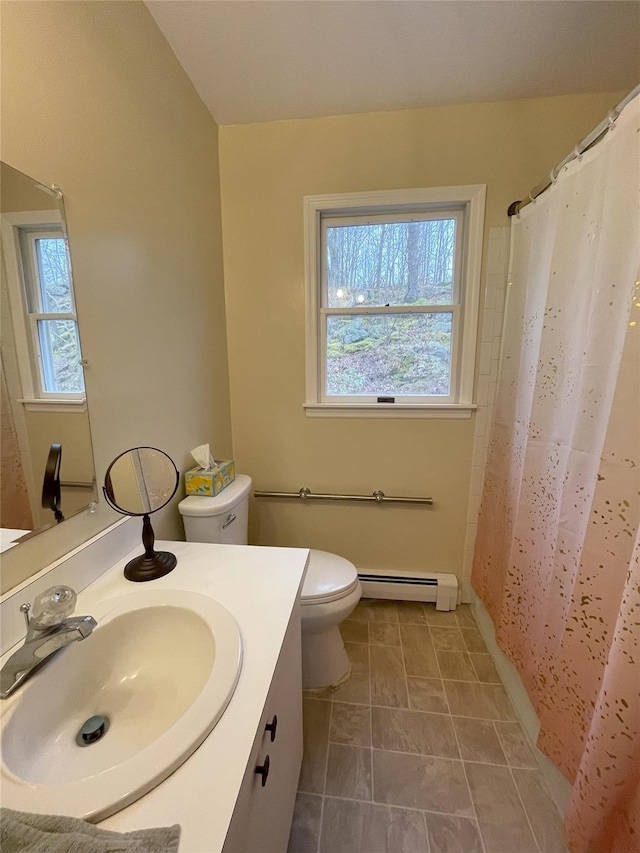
0 519 309 853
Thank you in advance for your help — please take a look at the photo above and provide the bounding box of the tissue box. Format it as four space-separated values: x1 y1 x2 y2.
185 460 236 497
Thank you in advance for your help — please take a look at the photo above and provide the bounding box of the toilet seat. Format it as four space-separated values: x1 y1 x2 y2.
301 549 360 606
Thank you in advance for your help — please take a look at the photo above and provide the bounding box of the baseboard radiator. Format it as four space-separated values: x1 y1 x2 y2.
358 571 458 611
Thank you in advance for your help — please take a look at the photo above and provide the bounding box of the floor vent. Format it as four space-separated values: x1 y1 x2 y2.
358 571 458 611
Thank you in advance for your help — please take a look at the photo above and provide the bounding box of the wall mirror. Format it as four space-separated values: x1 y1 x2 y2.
103 447 179 582
1 161 97 554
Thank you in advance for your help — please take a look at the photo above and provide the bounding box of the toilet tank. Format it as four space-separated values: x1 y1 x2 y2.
178 474 252 545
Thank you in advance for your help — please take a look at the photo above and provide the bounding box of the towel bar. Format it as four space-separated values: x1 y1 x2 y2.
253 487 433 506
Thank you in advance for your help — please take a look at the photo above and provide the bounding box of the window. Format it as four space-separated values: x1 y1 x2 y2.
2 211 85 408
20 227 84 396
304 186 485 417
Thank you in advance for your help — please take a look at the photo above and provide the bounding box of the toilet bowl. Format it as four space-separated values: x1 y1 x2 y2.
300 549 361 688
178 476 362 688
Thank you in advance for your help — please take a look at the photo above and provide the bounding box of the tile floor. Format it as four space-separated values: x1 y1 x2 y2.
288 599 568 853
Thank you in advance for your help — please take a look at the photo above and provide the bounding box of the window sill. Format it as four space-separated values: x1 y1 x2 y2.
303 403 477 419
19 398 87 413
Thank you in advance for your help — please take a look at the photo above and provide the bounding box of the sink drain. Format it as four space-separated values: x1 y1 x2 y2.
76 714 110 747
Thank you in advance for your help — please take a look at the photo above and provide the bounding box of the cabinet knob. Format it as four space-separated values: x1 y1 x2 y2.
265 714 278 742
255 754 270 787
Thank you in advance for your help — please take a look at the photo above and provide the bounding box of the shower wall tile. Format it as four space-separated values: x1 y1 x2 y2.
462 224 510 599
476 374 490 408
486 238 504 270
469 464 484 496
479 340 492 375
491 334 502 360
467 493 481 520
462 550 474 579
481 309 496 342
471 441 486 468
473 407 488 438
465 522 478 552
483 275 498 311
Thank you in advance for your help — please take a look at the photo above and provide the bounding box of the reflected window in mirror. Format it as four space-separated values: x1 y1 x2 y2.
21 226 84 397
1 162 97 546
4 209 84 403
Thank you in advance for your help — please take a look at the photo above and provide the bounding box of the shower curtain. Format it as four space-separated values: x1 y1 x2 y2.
472 94 640 853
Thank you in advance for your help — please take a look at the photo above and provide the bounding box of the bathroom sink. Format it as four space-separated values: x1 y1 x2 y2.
0 589 242 821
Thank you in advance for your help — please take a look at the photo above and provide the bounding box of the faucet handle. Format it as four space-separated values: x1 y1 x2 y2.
19 603 31 629
30 586 77 629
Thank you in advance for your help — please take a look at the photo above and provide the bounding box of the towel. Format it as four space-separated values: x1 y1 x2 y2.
0 808 181 853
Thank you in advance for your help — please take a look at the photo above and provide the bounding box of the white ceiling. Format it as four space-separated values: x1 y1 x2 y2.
145 1 640 126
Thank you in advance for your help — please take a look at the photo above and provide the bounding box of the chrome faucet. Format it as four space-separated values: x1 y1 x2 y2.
0 586 96 700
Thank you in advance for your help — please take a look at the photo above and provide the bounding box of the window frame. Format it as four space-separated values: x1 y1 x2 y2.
1 210 86 411
304 185 486 418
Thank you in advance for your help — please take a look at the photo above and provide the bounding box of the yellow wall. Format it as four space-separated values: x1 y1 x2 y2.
218 92 622 580
1 1 232 591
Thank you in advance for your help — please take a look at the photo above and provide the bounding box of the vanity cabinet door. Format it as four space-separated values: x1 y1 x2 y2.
223 608 303 853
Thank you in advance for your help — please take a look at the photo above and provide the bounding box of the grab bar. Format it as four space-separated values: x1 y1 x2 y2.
253 487 433 506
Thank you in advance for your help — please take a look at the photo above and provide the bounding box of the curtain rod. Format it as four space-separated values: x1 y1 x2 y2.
508 83 640 217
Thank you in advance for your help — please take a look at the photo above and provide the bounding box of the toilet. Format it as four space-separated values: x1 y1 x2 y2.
178 474 362 689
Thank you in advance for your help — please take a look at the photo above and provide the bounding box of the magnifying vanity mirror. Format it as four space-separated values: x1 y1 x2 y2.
1 161 97 555
103 447 179 582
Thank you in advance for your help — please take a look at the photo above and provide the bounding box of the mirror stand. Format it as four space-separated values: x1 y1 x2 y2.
103 447 180 583
124 514 177 582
